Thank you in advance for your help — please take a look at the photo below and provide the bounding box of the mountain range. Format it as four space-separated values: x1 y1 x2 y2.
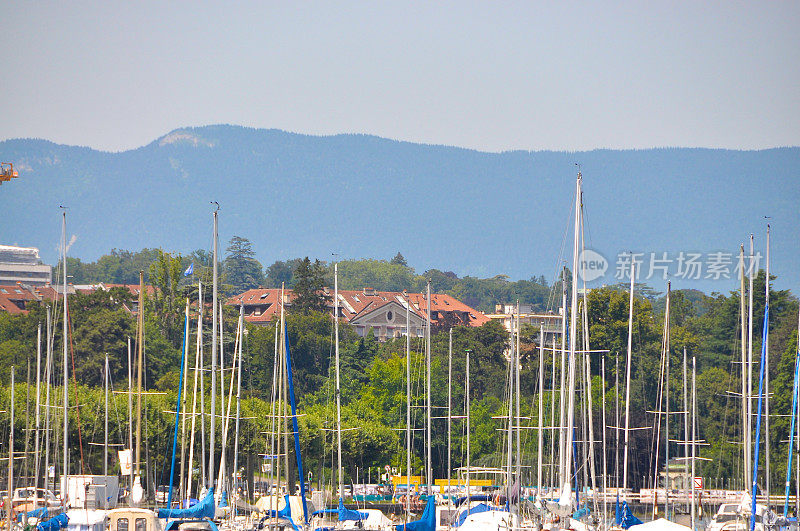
1 125 797 294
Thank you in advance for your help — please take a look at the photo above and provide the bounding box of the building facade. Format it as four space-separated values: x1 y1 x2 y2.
0 245 52 285
228 287 489 340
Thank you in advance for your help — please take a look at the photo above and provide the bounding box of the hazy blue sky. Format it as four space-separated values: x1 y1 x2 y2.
2 1 798 152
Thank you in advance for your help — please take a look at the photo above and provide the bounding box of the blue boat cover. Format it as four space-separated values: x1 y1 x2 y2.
573 506 591 520
395 495 435 531
337 499 369 522
219 491 228 508
19 506 50 522
158 487 215 519
36 512 68 531
260 495 299 531
614 496 642 529
454 503 499 528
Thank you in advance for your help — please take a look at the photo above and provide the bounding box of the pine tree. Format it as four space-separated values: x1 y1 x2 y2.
291 257 331 313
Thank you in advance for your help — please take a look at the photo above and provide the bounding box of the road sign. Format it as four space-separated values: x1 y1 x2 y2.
693 476 704 489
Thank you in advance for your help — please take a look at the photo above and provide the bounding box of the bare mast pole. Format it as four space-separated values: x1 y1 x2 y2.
740 245 750 494
623 259 635 492
210 205 219 489
61 210 70 507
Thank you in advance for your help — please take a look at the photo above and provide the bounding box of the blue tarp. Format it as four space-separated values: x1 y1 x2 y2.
337 499 369 522
260 495 299 531
18 506 49 522
395 495 435 531
36 512 68 531
158 487 216 519
454 503 499 528
573 506 591 520
615 497 642 529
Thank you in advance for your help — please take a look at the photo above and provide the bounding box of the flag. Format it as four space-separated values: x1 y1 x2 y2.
184 262 194 276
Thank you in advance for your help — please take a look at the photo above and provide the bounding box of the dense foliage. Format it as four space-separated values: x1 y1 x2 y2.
1 249 798 496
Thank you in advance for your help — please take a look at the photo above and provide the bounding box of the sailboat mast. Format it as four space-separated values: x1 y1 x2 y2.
7 367 14 531
44 306 52 493
61 210 69 506
405 292 411 524
537 323 544 495
233 304 244 495
34 322 42 491
691 356 697 531
465 348 471 500
740 244 750 493
623 260 635 492
515 303 521 481
564 170 581 492
447 327 453 515
558 267 567 486
105 354 109 477
664 282 671 517
748 234 755 478
135 270 144 483
765 224 771 505
335 263 343 499
127 336 133 491
210 207 218 488
425 280 432 490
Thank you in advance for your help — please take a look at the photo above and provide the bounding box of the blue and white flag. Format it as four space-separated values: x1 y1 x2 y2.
184 262 194 276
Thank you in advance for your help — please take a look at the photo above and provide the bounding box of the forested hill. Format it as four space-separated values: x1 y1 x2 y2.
1 125 798 293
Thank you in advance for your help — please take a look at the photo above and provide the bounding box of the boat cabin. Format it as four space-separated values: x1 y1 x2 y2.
107 508 163 531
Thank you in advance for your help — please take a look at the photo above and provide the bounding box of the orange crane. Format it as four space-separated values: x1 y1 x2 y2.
1 162 19 184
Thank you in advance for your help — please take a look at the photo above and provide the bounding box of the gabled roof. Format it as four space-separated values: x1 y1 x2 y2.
227 287 489 327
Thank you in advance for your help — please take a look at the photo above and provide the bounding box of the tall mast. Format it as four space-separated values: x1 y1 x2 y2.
664 282 671 517
425 280 432 490
691 356 697 531
563 170 581 494
232 304 244 496
765 224 771 505
127 336 133 492
740 244 750 493
405 292 411 524
210 205 218 488
198 282 207 489
335 263 343 500
447 327 453 516
515 303 521 481
601 354 608 526
7 367 14 531
105 354 109 477
34 322 42 491
538 323 545 495
44 306 52 493
135 270 144 484
683 347 689 512
465 349 471 502
623 259 635 491
61 210 69 506
748 234 755 477
558 266 567 485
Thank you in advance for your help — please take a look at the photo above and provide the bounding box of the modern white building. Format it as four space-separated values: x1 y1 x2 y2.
0 245 52 285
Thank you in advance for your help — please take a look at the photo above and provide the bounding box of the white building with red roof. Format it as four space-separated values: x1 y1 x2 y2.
228 287 489 340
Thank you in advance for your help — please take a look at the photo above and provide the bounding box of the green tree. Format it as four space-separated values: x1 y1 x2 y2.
390 252 408 266
224 236 264 293
291 257 330 314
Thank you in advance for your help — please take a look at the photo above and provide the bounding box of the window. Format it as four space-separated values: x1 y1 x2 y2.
117 518 129 531
135 518 147 531
386 310 393 322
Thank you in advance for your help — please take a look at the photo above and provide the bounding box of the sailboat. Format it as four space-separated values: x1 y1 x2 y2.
311 265 393 531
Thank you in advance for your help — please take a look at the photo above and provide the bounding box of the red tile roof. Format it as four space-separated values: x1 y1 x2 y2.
227 287 488 327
